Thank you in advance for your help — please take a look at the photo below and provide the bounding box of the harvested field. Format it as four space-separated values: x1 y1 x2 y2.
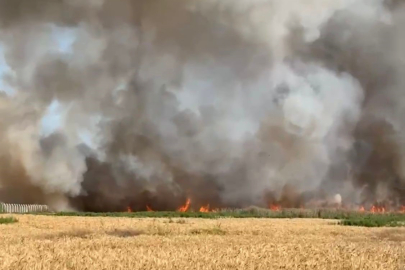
0 215 404 270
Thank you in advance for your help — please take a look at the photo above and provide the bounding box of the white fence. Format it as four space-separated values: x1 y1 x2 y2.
0 203 50 213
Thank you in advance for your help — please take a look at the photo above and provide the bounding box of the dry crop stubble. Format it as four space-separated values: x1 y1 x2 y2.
0 215 403 270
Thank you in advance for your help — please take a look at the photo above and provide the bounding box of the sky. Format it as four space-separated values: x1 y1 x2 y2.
0 27 78 137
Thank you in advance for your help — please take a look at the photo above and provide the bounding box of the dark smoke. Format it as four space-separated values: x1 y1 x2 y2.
0 0 404 211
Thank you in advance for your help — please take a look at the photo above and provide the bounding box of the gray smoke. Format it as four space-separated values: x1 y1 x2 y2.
0 0 403 211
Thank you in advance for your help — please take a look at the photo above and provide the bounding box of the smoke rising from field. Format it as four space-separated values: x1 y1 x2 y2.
0 0 404 211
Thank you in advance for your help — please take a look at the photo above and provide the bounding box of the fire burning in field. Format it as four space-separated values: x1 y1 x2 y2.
177 198 191 212
370 205 385 213
269 204 281 211
122 203 405 213
353 204 404 213
0 0 405 215
123 193 405 214
199 204 210 213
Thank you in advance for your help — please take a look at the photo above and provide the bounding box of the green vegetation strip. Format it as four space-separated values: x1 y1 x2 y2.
51 208 366 219
34 207 405 227
0 216 18 224
340 214 405 227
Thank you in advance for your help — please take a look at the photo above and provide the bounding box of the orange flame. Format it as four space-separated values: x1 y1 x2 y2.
370 205 385 213
177 198 191 212
199 204 210 213
400 206 405 213
269 204 281 211
146 205 153 212
359 206 365 212
127 206 132 213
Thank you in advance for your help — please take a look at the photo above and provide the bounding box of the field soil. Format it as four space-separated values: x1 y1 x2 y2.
0 215 404 270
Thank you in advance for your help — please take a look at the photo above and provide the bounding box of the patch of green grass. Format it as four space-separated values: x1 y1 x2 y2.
50 207 365 219
339 214 405 227
0 216 18 224
35 207 405 227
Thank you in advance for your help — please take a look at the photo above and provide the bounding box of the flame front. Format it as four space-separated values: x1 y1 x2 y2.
177 198 191 212
370 205 385 213
199 204 210 212
125 202 404 213
269 204 281 211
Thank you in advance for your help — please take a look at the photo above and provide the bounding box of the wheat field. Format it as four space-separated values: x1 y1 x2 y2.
0 215 403 270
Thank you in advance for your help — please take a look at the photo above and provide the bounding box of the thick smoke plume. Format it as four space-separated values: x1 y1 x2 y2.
0 0 404 211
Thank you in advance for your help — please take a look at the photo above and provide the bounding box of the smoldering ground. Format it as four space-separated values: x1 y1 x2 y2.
0 0 404 211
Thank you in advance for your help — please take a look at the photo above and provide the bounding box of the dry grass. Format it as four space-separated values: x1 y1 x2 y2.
0 215 403 270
